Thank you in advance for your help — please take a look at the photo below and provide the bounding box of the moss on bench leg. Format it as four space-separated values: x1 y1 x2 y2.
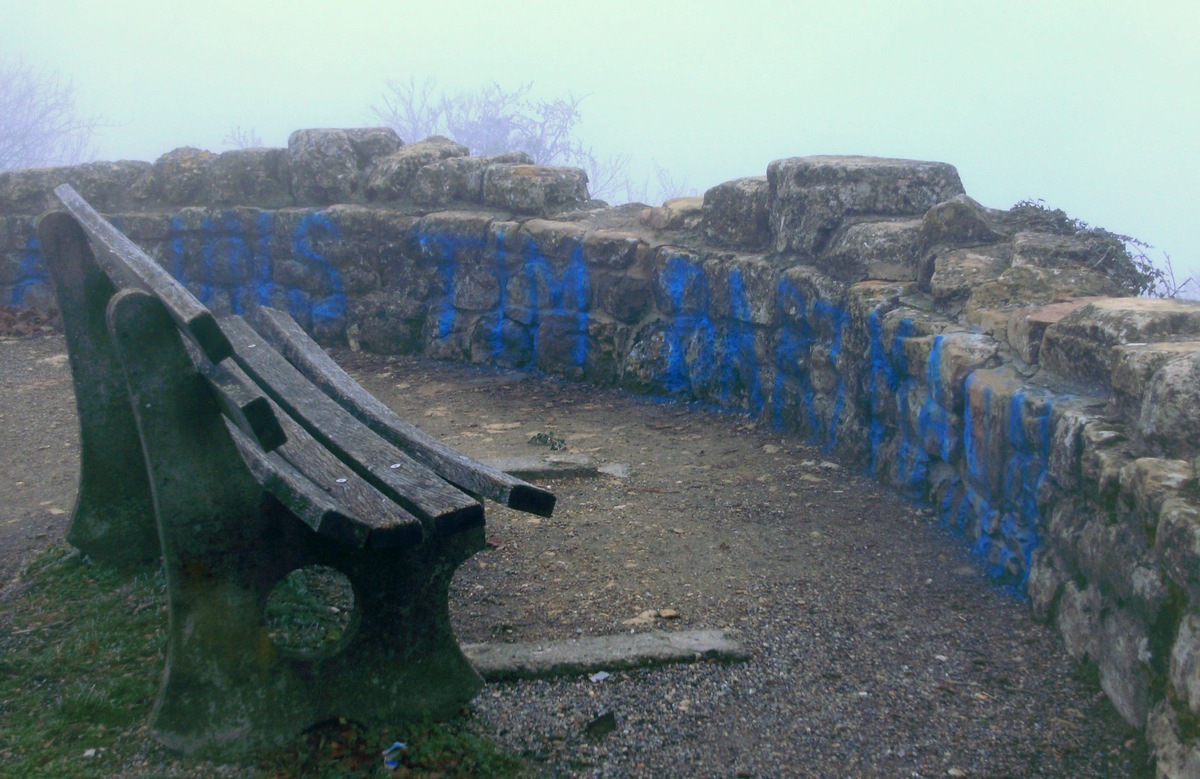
37 212 160 566
107 289 484 755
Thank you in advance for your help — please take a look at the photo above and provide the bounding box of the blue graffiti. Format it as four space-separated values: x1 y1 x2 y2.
291 212 345 324
161 210 341 327
167 216 187 279
253 211 276 307
416 225 591 368
894 335 958 491
865 311 914 472
515 237 590 368
11 233 46 306
721 269 763 414
661 254 716 395
489 224 512 360
958 375 1054 586
767 277 847 449
415 225 467 341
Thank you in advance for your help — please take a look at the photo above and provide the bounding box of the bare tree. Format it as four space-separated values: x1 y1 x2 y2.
372 76 442 143
0 60 99 171
372 78 643 202
222 125 264 149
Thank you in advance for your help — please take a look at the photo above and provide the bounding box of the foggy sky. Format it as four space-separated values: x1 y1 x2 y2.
4 0 1198 285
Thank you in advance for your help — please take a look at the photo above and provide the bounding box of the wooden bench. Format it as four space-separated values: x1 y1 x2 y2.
38 184 555 754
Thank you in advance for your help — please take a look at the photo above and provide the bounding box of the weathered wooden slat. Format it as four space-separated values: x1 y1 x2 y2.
214 354 425 548
220 315 483 535
224 420 364 546
198 356 287 453
226 414 424 549
254 306 556 518
53 183 232 363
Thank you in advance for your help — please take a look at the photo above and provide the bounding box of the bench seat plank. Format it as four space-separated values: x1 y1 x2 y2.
199 355 287 453
254 306 556 517
213 356 427 548
220 314 484 536
229 414 425 549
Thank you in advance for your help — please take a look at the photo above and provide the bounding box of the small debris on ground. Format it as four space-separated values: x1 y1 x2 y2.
528 431 566 450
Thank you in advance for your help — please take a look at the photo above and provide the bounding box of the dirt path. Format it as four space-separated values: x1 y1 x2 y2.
0 334 1151 777
0 335 77 585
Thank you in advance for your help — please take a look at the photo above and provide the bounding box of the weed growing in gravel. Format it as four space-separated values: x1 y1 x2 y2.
0 546 528 778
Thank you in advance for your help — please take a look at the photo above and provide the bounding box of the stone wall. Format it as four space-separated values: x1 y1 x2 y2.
3 128 1199 775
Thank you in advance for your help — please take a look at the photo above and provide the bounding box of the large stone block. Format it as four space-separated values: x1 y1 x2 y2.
581 230 645 270
1079 420 1135 509
1026 548 1067 622
1010 230 1096 269
0 161 151 214
702 176 770 249
412 152 533 206
365 136 470 201
820 218 922 283
412 211 494 262
932 334 1001 412
1139 350 1200 460
346 288 429 354
767 155 964 257
1056 578 1102 661
1112 341 1200 419
775 265 847 336
515 219 587 262
1118 457 1196 527
470 312 534 368
1147 700 1200 779
345 127 403 167
654 249 710 315
287 129 360 204
965 267 1121 344
482 164 589 215
132 147 218 206
596 273 653 324
1157 497 1200 601
928 245 1009 307
918 194 1009 252
620 321 671 392
450 263 501 312
581 319 632 385
1074 512 1165 615
1096 605 1154 727
703 254 779 326
1170 611 1200 718
1040 297 1200 387
208 147 291 207
639 196 704 231
1047 401 1106 491
1006 298 1104 365
0 251 26 285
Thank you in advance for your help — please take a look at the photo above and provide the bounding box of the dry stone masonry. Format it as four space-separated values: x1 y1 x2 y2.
3 127 1199 776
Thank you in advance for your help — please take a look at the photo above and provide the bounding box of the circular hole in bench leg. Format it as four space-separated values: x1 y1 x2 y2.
265 565 359 660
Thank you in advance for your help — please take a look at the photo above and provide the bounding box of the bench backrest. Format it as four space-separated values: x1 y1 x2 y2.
40 184 553 565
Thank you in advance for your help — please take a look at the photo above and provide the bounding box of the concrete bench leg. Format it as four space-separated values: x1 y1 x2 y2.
107 289 484 754
38 212 159 566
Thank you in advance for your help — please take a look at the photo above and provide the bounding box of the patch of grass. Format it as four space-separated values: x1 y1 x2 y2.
265 565 356 658
0 546 166 777
0 546 529 778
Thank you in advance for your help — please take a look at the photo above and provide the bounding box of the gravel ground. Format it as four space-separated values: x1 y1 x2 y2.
342 351 1152 779
0 334 1153 777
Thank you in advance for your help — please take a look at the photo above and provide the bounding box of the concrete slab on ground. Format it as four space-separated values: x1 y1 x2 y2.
462 629 748 682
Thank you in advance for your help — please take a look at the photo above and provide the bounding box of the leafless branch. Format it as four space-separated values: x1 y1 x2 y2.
0 60 100 171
